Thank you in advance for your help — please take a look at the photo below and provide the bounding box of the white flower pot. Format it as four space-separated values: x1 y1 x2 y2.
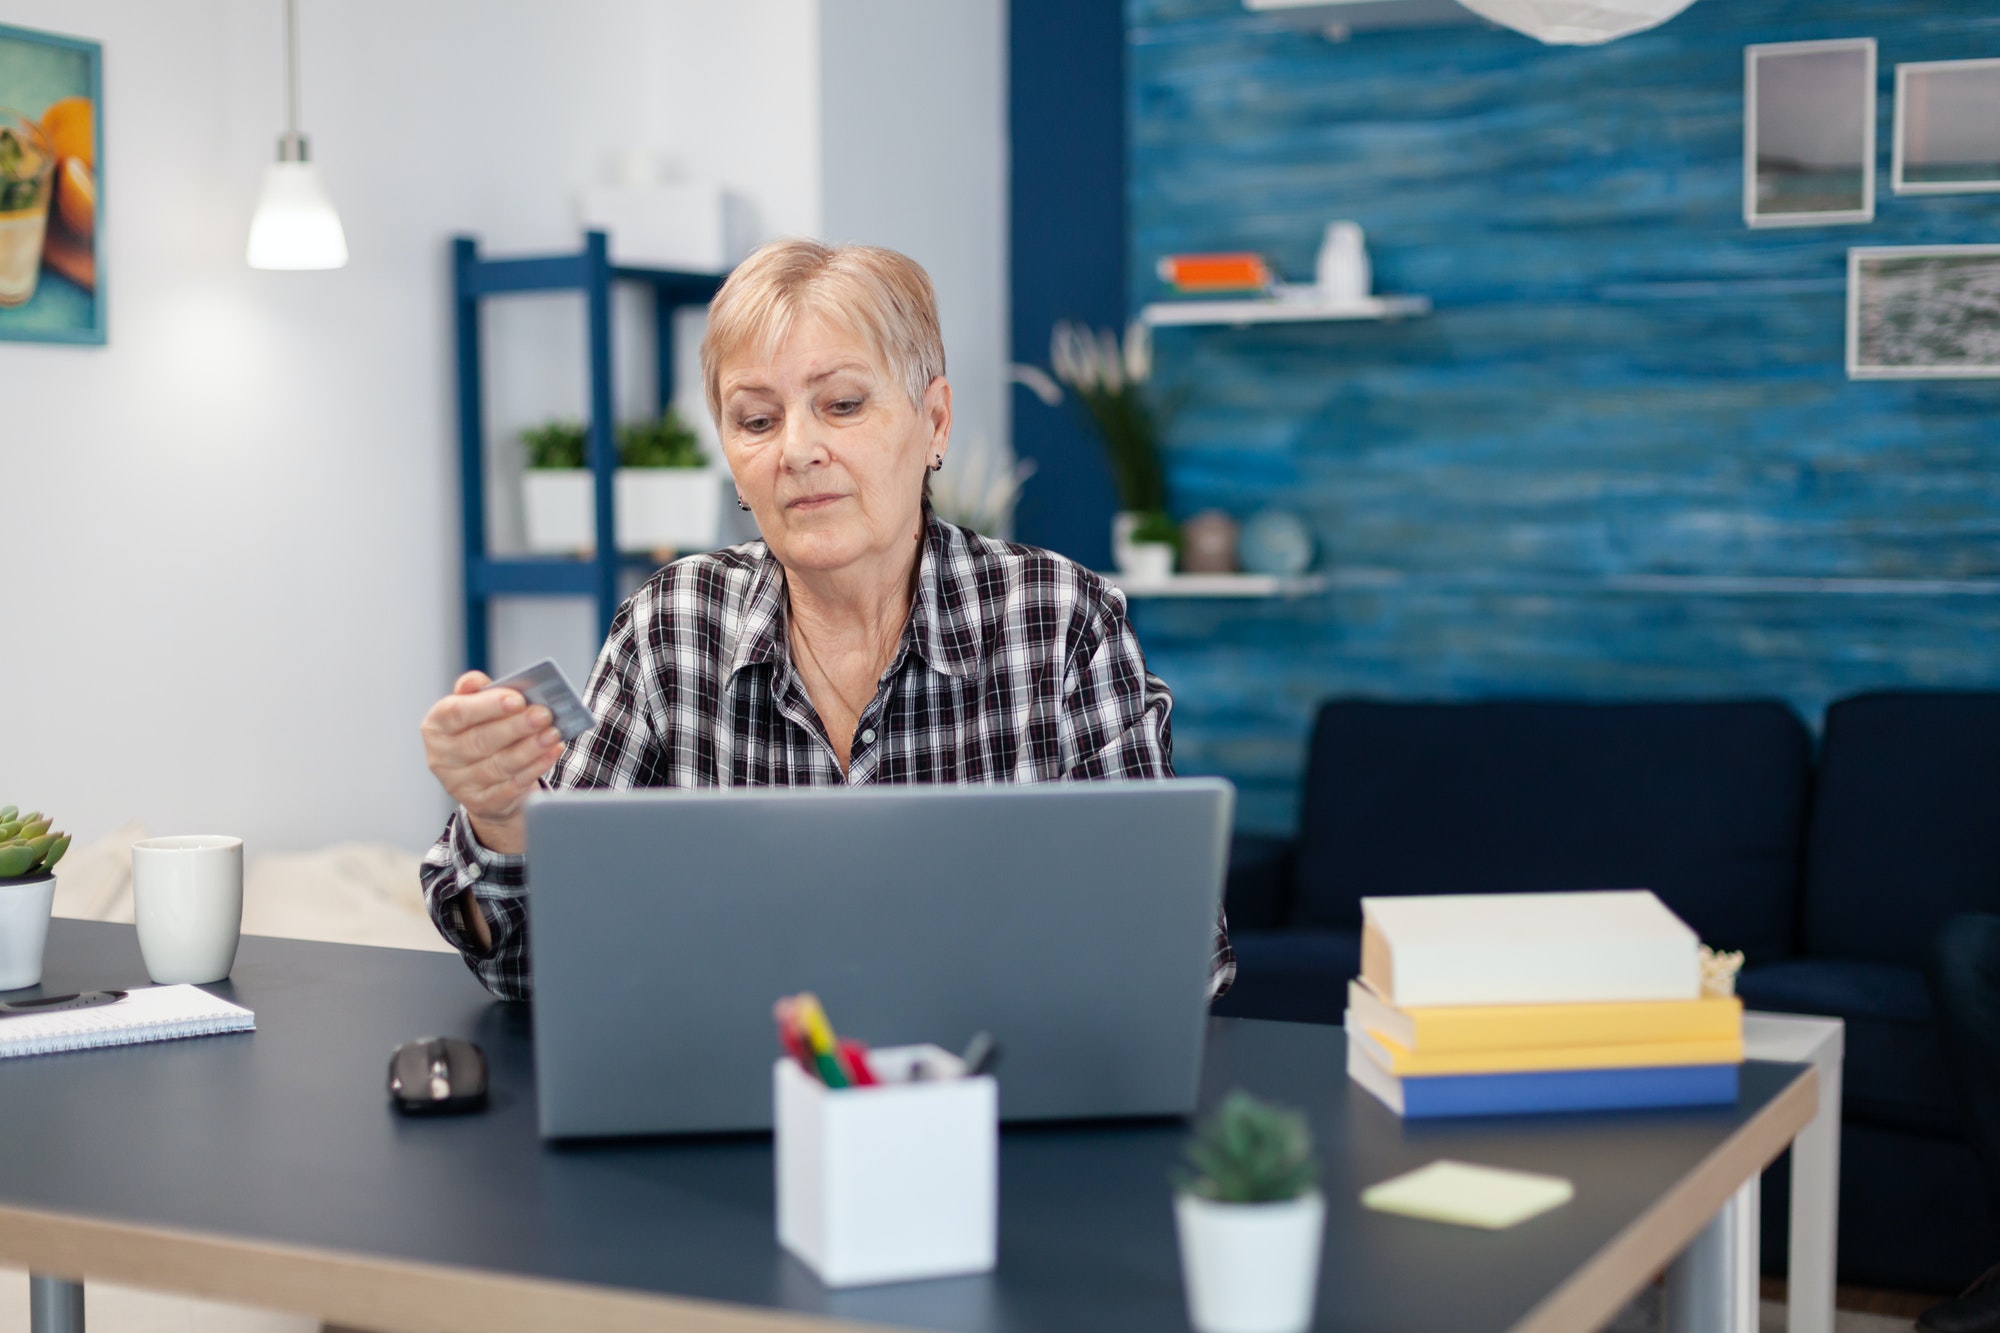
1112 510 1176 580
523 467 724 555
0 874 56 992
1174 1190 1326 1333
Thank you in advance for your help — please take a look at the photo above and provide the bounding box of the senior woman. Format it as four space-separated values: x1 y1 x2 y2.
417 239 1232 1002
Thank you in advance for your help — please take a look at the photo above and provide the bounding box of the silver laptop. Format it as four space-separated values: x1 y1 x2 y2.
524 779 1233 1138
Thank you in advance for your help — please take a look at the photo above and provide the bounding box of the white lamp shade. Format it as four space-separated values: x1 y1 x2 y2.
1454 0 1698 44
246 161 348 269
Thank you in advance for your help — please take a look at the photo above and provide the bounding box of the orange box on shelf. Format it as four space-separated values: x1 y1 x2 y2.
1155 252 1272 293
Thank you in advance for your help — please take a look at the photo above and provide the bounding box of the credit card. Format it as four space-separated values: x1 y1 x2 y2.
487 658 597 743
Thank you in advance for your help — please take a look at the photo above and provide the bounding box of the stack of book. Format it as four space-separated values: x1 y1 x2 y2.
1343 890 1743 1119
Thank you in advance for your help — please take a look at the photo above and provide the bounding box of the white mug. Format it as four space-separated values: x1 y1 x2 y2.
131 836 243 985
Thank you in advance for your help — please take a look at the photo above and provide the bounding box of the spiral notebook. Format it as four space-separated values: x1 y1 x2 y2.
0 985 255 1059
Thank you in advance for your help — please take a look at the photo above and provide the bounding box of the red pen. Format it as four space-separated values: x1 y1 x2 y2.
838 1038 879 1087
773 997 814 1075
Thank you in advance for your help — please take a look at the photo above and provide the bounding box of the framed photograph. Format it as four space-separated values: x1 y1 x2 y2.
0 22 101 345
1744 38 1876 228
1894 58 2000 195
1848 246 2000 380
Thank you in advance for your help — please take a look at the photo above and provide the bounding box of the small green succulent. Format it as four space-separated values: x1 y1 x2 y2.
0 806 70 880
521 420 587 470
1176 1091 1320 1204
616 408 706 469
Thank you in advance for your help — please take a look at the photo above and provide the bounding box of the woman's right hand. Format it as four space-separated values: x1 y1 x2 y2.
420 671 565 855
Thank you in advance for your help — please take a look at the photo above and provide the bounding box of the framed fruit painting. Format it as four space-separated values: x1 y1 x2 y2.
0 22 101 345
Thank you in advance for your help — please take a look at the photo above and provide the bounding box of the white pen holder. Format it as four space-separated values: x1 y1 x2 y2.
775 1045 998 1287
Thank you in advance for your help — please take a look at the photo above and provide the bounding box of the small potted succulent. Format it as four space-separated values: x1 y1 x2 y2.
520 408 723 557
1174 1091 1326 1333
0 806 71 992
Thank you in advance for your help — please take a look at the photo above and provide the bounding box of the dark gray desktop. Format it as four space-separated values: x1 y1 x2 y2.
524 779 1235 1138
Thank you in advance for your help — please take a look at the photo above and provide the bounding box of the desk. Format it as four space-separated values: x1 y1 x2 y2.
0 921 1815 1333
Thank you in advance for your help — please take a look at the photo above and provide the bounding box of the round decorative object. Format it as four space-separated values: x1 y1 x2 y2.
1239 509 1314 577
1181 510 1240 575
1454 0 1699 45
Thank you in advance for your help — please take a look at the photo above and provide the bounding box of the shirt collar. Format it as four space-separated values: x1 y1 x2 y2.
726 510 985 681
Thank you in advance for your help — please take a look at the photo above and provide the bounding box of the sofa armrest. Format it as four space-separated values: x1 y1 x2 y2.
1224 833 1298 931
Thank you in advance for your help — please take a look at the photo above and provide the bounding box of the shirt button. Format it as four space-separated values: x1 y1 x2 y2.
860 728 877 744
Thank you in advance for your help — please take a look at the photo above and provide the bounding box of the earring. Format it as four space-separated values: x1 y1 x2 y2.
929 455 943 473
737 495 751 511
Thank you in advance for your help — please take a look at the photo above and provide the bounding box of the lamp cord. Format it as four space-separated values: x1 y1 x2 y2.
284 0 300 141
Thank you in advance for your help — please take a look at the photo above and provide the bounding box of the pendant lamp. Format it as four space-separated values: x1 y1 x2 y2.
246 0 347 269
1453 0 1698 45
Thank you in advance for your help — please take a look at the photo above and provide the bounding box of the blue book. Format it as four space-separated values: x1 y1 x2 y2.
1347 1039 1739 1119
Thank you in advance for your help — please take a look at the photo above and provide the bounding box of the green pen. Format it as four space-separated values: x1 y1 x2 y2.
813 1049 851 1089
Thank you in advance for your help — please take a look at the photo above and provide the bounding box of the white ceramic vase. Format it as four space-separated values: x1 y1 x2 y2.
1112 511 1175 581
523 467 724 555
1174 1189 1327 1333
0 874 56 992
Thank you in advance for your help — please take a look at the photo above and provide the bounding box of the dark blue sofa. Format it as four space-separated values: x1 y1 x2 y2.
1212 692 2000 1293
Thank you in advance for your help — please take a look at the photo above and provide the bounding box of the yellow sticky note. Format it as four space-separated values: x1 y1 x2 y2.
1361 1160 1574 1229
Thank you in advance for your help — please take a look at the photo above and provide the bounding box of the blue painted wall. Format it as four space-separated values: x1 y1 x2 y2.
1010 0 1127 570
1125 0 2000 833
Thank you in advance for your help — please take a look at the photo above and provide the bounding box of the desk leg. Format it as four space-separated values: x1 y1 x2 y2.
1665 1177 1760 1333
29 1274 83 1333
1787 1052 1843 1333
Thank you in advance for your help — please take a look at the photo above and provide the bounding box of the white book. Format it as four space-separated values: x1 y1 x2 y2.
1360 890 1700 1007
0 985 254 1059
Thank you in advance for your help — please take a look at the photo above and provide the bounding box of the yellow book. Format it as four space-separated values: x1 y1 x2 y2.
1347 1020 1743 1077
1346 978 1742 1054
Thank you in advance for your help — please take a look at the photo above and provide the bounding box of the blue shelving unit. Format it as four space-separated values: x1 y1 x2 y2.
451 230 725 671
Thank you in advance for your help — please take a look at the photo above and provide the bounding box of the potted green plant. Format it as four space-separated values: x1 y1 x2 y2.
1047 320 1176 578
0 806 71 991
1173 1090 1326 1333
520 408 723 557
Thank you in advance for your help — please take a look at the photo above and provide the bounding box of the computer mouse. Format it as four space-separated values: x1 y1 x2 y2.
387 1036 488 1115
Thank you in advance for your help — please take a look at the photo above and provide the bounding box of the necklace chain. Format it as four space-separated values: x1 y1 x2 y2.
790 613 900 722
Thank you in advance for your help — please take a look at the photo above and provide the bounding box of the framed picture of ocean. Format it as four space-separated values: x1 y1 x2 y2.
1744 39 1876 228
1848 246 2000 380
1894 59 2000 195
0 22 101 345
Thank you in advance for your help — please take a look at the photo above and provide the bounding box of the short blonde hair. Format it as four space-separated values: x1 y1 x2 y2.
700 239 946 425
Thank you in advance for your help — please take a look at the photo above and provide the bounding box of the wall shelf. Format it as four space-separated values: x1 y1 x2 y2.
452 231 724 671
1141 287 1431 327
1100 572 1329 598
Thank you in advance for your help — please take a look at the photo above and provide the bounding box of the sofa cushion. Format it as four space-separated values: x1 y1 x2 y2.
1291 700 1812 963
1737 957 1959 1138
1208 929 1361 1026
1803 691 2000 967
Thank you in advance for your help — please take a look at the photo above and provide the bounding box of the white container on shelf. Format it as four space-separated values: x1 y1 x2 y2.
774 1045 997 1288
522 467 724 555
1112 510 1177 581
1175 1189 1327 1333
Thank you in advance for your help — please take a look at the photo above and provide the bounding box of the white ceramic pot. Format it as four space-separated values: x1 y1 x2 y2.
0 874 56 992
1112 511 1176 580
1174 1190 1326 1333
523 467 724 555
616 467 723 553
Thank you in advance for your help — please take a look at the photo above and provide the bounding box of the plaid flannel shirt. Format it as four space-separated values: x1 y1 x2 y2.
420 513 1235 1003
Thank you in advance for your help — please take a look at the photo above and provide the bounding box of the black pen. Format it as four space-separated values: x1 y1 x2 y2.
0 990 126 1019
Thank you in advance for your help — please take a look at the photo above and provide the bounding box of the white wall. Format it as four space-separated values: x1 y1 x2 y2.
0 0 822 853
819 0 1010 487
